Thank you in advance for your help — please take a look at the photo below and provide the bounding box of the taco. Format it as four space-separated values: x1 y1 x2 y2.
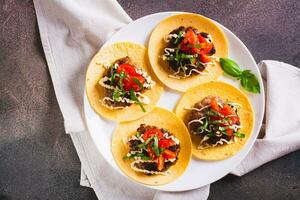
86 42 163 122
111 107 192 185
148 13 228 92
175 81 254 160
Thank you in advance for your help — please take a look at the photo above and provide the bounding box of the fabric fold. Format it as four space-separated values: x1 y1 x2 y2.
232 60 300 176
33 0 132 134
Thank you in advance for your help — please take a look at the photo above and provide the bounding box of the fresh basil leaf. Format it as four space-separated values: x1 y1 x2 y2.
220 58 242 77
132 77 144 91
234 132 245 138
220 58 261 94
240 70 261 93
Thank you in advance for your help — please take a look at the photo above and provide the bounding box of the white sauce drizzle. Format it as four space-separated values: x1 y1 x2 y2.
184 105 210 112
163 132 180 144
187 117 206 128
98 64 154 109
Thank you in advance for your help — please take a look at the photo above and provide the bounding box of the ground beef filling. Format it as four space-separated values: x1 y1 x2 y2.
126 124 180 175
163 26 216 78
188 96 241 149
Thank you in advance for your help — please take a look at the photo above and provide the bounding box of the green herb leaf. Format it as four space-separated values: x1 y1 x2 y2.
153 136 160 156
118 71 125 90
210 119 228 125
140 156 150 160
206 110 224 117
174 31 184 44
197 118 208 132
132 77 144 91
112 88 120 101
130 89 146 112
220 58 242 77
123 153 146 160
207 132 215 137
135 131 140 137
137 135 154 149
158 148 165 154
110 70 117 83
234 132 246 138
240 70 261 93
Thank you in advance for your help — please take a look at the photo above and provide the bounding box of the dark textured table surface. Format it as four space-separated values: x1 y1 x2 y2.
0 0 299 199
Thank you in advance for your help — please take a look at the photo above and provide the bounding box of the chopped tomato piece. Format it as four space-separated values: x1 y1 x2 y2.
210 99 220 111
157 155 165 171
163 149 177 159
117 63 136 75
183 28 198 45
226 129 233 136
122 73 145 92
229 116 240 125
142 128 163 141
117 64 145 92
201 43 213 54
200 54 211 63
158 139 176 148
197 34 207 43
190 47 202 54
220 105 235 116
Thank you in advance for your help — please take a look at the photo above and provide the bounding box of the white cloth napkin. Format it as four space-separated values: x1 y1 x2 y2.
33 0 300 199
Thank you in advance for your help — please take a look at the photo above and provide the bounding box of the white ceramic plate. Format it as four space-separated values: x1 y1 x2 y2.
84 12 265 192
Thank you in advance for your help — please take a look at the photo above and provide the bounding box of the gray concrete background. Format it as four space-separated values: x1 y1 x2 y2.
0 0 299 199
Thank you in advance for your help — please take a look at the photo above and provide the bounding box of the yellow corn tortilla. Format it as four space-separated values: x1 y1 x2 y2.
86 42 163 122
148 13 228 92
175 81 254 160
111 107 192 186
